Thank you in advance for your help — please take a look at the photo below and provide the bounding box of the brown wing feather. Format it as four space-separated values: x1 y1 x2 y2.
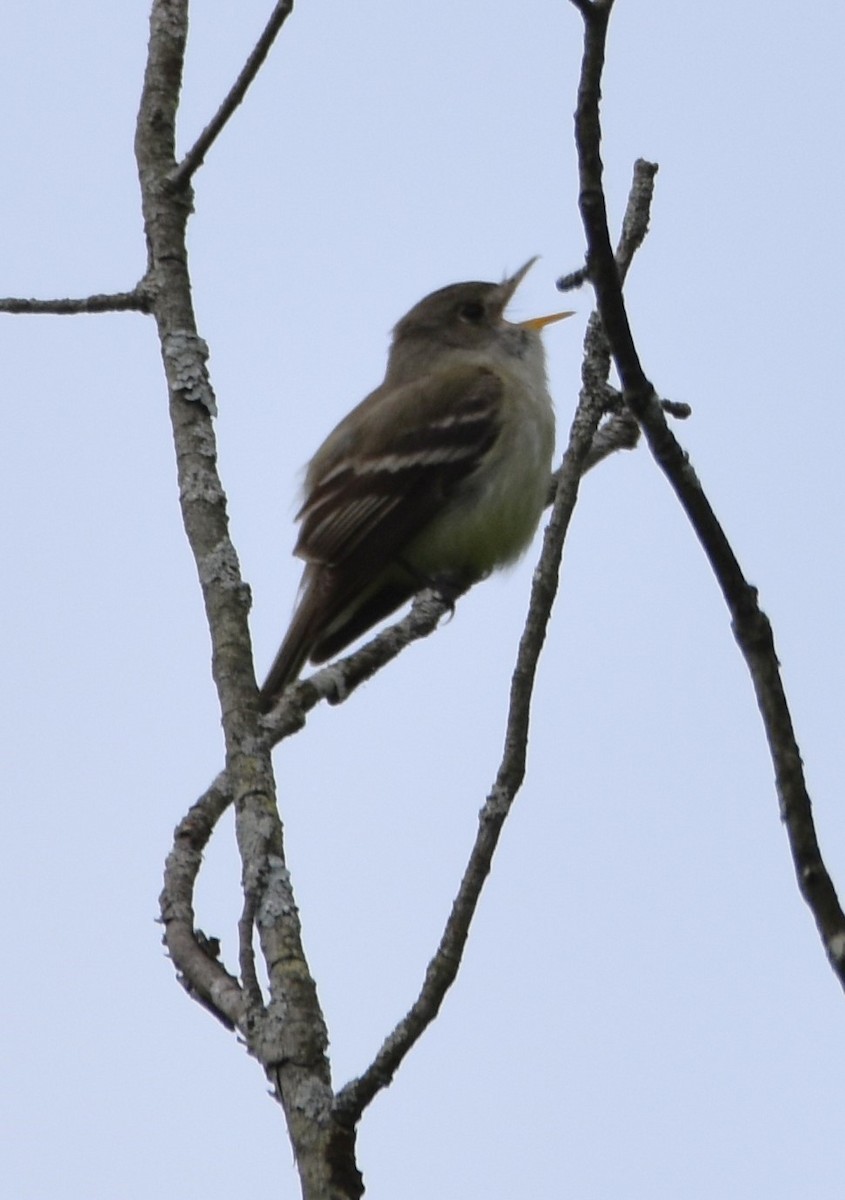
296 366 504 571
258 366 504 708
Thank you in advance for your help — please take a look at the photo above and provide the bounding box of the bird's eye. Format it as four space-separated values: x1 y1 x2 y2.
458 300 485 322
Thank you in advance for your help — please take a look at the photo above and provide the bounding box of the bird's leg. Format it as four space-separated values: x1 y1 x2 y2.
396 558 473 621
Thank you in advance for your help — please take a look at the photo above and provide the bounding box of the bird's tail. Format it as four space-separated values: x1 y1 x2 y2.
258 611 314 711
257 566 326 712
258 564 417 712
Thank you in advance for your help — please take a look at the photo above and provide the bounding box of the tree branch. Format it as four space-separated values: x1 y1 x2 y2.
168 0 295 189
138 4 358 1196
569 0 845 987
0 288 149 315
160 774 248 1031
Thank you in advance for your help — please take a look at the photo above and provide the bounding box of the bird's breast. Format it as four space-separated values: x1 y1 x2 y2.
406 374 554 580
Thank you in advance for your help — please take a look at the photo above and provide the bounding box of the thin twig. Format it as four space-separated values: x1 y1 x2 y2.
0 289 149 315
556 266 589 292
160 774 249 1030
661 398 691 419
616 158 659 272
569 0 845 986
168 1 295 189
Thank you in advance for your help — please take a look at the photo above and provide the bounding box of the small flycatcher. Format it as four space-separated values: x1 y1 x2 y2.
259 258 571 710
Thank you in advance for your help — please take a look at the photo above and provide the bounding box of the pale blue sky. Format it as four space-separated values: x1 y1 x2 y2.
3 2 845 1197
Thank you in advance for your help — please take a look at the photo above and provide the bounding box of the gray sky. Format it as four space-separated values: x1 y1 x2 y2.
3 1 845 1197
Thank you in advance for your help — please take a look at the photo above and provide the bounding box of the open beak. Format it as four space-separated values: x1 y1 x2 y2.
516 310 574 331
498 257 574 329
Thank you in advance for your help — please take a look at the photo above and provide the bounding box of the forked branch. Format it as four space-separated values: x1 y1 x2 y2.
568 0 845 986
169 0 295 189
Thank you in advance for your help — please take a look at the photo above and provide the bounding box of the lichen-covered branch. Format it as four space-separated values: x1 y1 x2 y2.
0 289 149 315
137 3 359 1196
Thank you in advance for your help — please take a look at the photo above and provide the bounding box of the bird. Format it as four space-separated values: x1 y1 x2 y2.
258 257 572 711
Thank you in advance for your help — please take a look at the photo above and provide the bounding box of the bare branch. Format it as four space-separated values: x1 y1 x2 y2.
160 774 249 1031
139 4 358 1195
556 265 589 292
0 289 149 316
569 0 845 987
661 398 691 419
616 158 659 274
169 1 295 189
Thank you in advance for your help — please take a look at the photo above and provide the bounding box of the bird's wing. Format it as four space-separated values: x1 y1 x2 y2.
259 366 507 705
295 364 504 577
